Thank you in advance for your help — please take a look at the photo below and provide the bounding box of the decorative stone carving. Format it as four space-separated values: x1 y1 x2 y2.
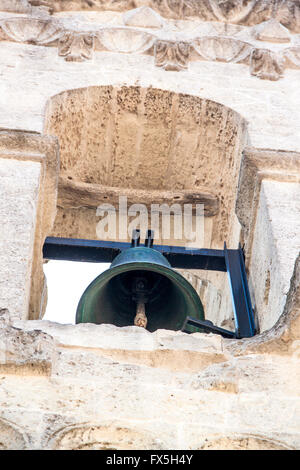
0 0 32 14
193 36 252 63
207 0 261 23
154 40 190 71
47 424 165 450
284 47 300 68
0 14 296 80
150 0 300 32
149 0 273 24
0 417 28 450
0 17 63 45
252 18 291 43
250 48 284 80
97 27 155 54
123 6 164 29
276 0 300 34
197 434 293 450
58 32 94 62
8 0 299 33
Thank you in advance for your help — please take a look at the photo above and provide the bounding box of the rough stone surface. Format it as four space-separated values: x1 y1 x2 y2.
249 180 300 332
0 132 59 322
45 85 246 248
0 319 298 450
0 158 41 321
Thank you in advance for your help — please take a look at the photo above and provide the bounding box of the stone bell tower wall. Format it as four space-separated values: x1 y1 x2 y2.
0 0 299 450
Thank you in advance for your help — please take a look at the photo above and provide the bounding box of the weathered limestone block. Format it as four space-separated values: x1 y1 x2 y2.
0 158 41 321
249 180 300 332
236 148 300 262
0 131 59 321
225 253 300 356
57 175 219 216
0 319 297 449
0 322 57 375
13 321 227 373
236 148 300 333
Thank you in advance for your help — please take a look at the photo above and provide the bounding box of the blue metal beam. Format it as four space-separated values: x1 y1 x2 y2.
43 237 227 271
224 243 256 338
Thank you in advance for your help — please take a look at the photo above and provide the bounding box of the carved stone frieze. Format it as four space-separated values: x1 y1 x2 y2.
0 12 299 79
2 1 300 34
0 17 63 45
284 46 300 68
197 434 294 450
47 423 166 450
275 0 300 33
0 417 29 450
201 0 269 24
250 48 285 81
193 36 252 64
58 32 94 61
21 1 300 32
154 40 190 70
96 27 155 54
252 18 291 43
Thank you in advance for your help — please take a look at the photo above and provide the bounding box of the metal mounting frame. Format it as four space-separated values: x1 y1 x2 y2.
43 235 256 339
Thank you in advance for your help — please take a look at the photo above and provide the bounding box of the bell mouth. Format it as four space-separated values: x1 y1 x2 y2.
76 260 205 332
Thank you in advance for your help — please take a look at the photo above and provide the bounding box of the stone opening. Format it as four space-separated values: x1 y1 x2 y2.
39 85 246 329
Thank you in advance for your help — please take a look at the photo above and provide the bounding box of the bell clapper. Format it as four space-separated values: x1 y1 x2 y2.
132 277 148 329
134 300 147 328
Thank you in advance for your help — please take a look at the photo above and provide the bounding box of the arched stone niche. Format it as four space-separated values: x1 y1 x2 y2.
44 85 247 248
47 423 166 450
197 434 293 450
0 417 29 450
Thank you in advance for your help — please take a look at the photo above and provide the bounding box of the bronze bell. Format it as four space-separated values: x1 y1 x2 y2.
76 232 205 332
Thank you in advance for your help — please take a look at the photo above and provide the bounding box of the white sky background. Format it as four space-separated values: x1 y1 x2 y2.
43 260 109 324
